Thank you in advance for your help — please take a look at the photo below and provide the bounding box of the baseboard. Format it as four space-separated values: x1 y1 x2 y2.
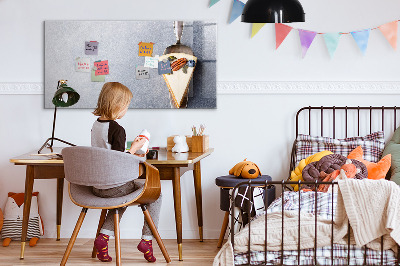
1 81 400 95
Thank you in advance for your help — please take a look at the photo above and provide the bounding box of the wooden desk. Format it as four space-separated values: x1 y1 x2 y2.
10 147 213 261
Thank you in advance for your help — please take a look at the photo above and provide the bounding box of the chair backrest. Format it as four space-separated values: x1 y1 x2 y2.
62 146 145 187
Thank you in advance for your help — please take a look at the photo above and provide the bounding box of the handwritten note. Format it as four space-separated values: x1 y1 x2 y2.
158 60 172 75
136 66 150 80
75 57 91 72
138 42 154 57
85 41 99 55
144 56 159 69
91 70 105 82
94 60 109 76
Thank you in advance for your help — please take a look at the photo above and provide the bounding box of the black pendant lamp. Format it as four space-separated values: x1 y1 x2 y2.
242 0 305 23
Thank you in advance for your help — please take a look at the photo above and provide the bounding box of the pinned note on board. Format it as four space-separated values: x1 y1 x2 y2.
94 60 109 76
138 42 154 57
75 57 91 72
158 60 172 75
136 66 150 80
144 56 159 68
85 41 99 55
91 69 105 82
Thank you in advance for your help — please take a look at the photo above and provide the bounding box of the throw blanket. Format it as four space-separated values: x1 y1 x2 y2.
335 178 399 251
214 179 400 266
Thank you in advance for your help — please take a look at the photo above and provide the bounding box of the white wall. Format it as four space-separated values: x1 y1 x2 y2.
1 0 400 240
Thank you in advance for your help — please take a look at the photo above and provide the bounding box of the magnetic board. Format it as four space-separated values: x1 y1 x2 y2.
44 20 217 109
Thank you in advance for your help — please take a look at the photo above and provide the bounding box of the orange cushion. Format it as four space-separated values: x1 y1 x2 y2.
347 146 391 180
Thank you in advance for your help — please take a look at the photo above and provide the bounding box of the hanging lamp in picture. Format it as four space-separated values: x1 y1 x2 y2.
242 0 305 23
38 80 80 154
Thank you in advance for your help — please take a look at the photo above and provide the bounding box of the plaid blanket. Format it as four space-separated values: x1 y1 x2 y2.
234 191 397 265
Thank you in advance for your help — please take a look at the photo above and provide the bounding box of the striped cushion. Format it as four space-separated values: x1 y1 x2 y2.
1 217 41 240
295 131 385 167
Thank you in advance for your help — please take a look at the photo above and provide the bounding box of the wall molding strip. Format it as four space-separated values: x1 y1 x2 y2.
1 81 400 95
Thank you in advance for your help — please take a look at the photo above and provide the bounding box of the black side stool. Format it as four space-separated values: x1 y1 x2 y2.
215 175 275 248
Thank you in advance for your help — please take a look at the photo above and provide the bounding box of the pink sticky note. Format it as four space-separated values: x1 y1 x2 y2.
94 60 109 76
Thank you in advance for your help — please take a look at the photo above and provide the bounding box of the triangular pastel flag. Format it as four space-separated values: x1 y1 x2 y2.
323 33 341 58
378 21 398 50
351 29 370 55
275 23 293 49
298 29 317 58
251 23 266 38
229 0 245 24
209 0 220 7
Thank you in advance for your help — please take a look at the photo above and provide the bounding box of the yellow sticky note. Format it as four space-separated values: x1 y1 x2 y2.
138 42 154 57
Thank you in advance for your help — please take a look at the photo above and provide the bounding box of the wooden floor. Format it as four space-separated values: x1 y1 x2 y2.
0 239 221 265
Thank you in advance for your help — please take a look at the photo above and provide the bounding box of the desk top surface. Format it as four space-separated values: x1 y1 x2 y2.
10 147 214 166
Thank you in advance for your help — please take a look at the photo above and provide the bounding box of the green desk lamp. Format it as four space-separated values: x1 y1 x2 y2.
38 80 80 154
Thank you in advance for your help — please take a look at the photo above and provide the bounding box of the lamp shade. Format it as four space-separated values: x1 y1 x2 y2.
52 83 80 107
241 0 305 23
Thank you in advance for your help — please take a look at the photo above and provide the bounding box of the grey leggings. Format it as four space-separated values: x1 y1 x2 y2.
92 179 162 240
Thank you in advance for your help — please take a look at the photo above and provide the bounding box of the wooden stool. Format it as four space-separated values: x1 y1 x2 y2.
215 175 275 248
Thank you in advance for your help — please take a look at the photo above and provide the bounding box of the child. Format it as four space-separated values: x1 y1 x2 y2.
91 82 162 263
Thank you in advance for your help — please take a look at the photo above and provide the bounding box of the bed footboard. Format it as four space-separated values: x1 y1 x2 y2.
230 180 400 266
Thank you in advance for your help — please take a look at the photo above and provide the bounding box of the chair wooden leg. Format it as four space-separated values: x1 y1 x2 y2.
60 208 88 266
114 210 121 266
217 211 230 248
91 209 108 258
141 205 171 263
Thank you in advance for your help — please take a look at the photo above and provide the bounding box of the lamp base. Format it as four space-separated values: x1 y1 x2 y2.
38 137 76 154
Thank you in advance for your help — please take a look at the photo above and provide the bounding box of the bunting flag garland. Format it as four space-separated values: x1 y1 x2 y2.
351 29 370 55
323 33 341 58
298 29 317 58
229 0 245 24
207 3 400 58
209 0 220 7
378 21 398 50
275 23 293 49
251 23 266 38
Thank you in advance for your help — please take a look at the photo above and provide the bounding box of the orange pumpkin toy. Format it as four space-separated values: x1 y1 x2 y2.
229 159 261 179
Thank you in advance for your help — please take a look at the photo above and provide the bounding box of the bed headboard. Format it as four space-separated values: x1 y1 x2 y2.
290 106 400 179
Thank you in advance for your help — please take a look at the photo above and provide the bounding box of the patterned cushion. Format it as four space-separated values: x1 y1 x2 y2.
295 131 385 166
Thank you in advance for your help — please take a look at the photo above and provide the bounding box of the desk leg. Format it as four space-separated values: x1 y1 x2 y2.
20 165 35 259
193 161 203 242
56 178 64 241
172 167 183 261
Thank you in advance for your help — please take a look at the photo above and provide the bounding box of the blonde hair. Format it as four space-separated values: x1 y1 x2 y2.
93 82 133 120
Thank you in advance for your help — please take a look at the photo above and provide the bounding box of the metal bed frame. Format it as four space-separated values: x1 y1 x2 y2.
230 106 400 266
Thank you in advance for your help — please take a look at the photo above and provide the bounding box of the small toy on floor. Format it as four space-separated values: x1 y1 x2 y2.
1 192 44 247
